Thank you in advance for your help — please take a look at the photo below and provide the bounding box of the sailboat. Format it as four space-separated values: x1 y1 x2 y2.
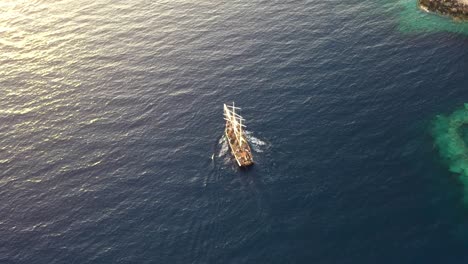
223 103 254 167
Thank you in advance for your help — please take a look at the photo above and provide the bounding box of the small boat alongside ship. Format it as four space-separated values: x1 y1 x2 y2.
223 103 254 167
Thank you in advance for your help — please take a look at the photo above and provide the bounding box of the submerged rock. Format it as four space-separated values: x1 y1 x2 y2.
419 0 468 20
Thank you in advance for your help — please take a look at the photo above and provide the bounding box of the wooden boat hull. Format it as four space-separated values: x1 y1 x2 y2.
225 129 254 167
223 103 254 167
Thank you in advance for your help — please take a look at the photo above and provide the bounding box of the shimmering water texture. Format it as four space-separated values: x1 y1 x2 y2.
433 104 468 203
398 0 468 35
2 0 468 263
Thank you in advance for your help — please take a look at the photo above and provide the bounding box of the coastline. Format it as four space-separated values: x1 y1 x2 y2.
419 0 468 20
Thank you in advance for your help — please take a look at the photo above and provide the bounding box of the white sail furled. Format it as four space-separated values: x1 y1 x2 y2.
223 102 254 167
224 103 247 145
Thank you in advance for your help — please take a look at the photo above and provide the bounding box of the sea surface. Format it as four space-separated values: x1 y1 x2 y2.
1 0 468 263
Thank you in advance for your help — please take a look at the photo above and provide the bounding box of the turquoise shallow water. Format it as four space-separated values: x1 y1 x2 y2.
397 0 468 34
1 0 468 263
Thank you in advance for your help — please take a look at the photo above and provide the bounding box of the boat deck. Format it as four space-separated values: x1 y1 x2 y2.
225 123 254 167
223 103 254 167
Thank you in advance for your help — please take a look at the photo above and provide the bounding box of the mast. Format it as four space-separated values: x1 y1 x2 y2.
224 102 247 146
239 117 244 145
229 102 240 145
223 102 254 166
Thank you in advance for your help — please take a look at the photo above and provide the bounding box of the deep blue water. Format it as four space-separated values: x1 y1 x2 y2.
1 0 468 263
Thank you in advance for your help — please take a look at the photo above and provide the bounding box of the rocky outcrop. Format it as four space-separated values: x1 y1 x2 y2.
419 0 468 20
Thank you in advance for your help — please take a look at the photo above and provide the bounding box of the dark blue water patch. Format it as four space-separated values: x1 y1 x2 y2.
2 0 468 263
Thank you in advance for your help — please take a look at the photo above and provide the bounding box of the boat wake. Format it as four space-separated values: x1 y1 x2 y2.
212 131 269 168
218 136 229 158
245 131 268 153
212 135 234 167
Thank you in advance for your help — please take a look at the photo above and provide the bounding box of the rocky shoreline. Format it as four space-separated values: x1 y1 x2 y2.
419 0 468 20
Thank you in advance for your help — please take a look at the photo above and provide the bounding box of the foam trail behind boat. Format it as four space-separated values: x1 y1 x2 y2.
245 131 268 153
218 135 229 157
